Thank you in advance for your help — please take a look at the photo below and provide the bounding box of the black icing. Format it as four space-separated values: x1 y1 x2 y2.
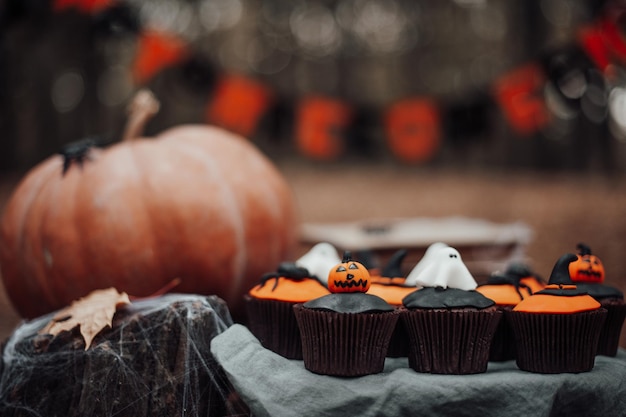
536 286 589 297
381 249 408 279
330 278 369 290
575 283 624 300
402 287 495 309
534 253 590 296
548 253 578 285
532 252 595 297
303 293 394 313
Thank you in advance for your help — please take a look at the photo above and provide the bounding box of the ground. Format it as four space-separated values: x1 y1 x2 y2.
1 162 625 348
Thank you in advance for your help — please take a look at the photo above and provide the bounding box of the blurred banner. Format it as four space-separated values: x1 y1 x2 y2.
1 0 625 173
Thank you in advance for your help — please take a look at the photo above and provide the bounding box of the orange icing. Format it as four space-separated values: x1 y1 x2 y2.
370 275 406 286
367 283 417 306
476 285 531 306
513 285 601 313
519 277 546 293
248 278 330 303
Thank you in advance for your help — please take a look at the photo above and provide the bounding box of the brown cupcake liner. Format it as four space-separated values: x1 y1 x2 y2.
386 309 410 358
506 308 608 374
401 308 502 375
489 305 517 362
244 295 303 359
293 304 400 377
596 302 626 357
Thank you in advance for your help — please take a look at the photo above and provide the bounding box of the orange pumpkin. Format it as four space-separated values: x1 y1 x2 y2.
568 243 605 284
327 252 371 293
0 90 298 319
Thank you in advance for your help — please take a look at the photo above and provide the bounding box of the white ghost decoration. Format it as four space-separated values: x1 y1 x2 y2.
295 242 341 286
404 242 449 287
409 246 477 291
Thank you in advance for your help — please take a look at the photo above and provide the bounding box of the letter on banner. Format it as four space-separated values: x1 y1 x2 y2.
492 63 550 136
295 96 352 161
384 98 441 163
132 31 189 85
205 74 273 138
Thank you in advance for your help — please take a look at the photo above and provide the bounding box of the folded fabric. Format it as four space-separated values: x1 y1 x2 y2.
211 324 626 417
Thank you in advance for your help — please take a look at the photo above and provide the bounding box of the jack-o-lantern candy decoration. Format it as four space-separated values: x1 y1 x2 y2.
327 252 371 293
569 243 605 284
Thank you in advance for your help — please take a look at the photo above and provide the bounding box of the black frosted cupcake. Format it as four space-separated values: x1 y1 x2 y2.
401 246 501 374
294 252 399 377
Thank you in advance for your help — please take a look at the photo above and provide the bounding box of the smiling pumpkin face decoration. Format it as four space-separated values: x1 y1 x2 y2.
569 243 605 284
327 252 371 293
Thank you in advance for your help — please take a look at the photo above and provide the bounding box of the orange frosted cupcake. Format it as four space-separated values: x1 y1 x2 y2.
568 243 625 357
244 243 337 359
507 253 608 373
477 264 538 361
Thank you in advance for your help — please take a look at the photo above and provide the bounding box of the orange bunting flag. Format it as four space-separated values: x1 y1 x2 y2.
295 96 353 161
579 16 626 72
492 63 550 136
384 98 441 164
53 0 114 14
132 31 189 85
205 74 273 138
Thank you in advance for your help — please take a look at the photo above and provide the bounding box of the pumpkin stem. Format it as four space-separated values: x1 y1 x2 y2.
576 242 592 256
121 89 160 142
341 251 352 263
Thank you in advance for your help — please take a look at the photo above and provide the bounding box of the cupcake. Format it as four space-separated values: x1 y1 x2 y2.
366 249 417 358
244 243 338 359
568 243 625 357
476 263 538 361
293 252 399 377
507 253 608 373
401 246 501 374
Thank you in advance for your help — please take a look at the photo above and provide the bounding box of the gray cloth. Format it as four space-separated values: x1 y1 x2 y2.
211 324 626 417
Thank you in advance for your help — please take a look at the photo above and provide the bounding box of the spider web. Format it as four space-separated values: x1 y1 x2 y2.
0 294 249 416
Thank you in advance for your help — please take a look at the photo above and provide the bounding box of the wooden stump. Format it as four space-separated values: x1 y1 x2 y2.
0 294 250 416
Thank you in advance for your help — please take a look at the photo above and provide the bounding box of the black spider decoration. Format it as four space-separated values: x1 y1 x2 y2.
259 262 317 291
59 137 99 175
486 262 536 300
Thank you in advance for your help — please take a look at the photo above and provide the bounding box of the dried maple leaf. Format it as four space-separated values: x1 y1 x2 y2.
40 288 131 350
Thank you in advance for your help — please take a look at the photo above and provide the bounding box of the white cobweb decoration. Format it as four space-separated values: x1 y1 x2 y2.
0 294 249 416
